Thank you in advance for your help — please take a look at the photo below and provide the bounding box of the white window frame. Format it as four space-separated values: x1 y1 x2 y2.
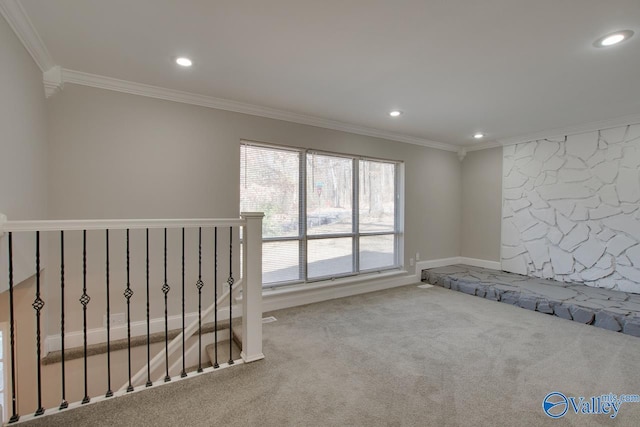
241 141 404 288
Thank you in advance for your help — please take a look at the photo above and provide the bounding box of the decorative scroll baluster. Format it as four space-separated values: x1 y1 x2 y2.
8 233 19 423
213 227 219 369
0 218 254 419
80 230 90 404
228 227 234 365
125 229 134 392
162 228 171 382
146 229 152 387
60 231 68 409
196 227 204 373
33 231 45 416
105 230 113 398
181 227 187 378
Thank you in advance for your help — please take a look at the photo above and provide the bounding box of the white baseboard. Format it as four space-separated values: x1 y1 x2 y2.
414 257 457 281
416 257 460 272
45 308 237 353
262 271 418 313
45 270 425 353
415 256 501 279
458 257 501 270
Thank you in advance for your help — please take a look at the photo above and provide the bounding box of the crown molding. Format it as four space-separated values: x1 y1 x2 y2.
497 112 640 147
43 65 63 97
463 140 502 152
61 68 459 152
4 0 640 155
0 0 54 72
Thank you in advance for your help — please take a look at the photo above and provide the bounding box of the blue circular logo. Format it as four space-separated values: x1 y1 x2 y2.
543 392 569 418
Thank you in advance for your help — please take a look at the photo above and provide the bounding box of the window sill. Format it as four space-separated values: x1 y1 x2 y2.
262 269 410 297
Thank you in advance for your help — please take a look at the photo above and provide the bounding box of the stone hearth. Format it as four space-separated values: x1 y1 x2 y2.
422 264 640 337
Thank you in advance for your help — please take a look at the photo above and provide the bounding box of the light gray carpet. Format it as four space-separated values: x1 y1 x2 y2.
21 284 640 426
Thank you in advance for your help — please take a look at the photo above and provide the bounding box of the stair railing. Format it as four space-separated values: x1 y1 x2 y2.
0 212 263 424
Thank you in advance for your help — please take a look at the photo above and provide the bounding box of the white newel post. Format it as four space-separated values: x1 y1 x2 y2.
0 212 6 238
240 212 265 362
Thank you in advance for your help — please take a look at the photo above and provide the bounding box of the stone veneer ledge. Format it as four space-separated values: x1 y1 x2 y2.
422 265 640 337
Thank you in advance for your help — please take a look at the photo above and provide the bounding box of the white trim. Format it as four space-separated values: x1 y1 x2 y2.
160 331 219 383
464 140 503 152
61 69 458 152
457 148 467 162
44 309 237 354
12 359 243 426
240 351 265 363
0 213 6 238
54 69 640 155
0 322 8 424
458 257 501 270
261 270 417 313
415 257 501 280
498 113 640 147
462 114 640 152
43 65 63 98
416 257 460 271
0 0 54 72
0 217 246 233
4 0 640 155
57 69 640 154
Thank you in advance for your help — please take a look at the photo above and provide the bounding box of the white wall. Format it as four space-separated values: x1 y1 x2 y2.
0 14 48 291
461 147 502 261
501 124 640 293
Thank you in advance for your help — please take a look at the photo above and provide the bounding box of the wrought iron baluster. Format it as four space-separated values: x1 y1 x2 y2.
8 233 20 423
146 228 152 387
214 227 219 369
162 228 171 382
228 226 234 365
60 231 68 409
196 227 203 373
125 229 134 392
105 229 113 398
80 230 90 404
33 231 45 416
181 227 187 378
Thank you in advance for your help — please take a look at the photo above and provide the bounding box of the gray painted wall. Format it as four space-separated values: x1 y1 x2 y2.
461 147 502 261
43 83 463 334
0 15 48 291
46 84 462 263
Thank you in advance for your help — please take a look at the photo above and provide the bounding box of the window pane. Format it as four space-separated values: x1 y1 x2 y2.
263 241 300 284
359 160 395 232
307 154 352 235
241 145 300 238
308 238 353 278
360 235 395 270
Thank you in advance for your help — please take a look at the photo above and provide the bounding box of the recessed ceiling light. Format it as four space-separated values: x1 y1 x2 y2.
473 133 484 139
389 110 402 117
594 30 634 47
176 57 193 67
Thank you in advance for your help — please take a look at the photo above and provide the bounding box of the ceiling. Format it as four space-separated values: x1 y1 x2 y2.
13 0 640 147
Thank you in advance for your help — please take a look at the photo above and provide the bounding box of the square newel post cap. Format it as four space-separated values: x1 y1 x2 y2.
0 213 6 237
240 212 265 219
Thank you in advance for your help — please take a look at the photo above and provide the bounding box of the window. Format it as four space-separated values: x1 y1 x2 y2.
241 142 402 287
